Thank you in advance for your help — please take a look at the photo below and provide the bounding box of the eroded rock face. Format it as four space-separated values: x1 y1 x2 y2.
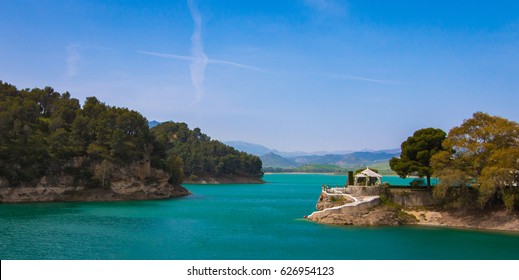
0 161 190 203
309 196 401 226
309 206 401 226
308 187 411 226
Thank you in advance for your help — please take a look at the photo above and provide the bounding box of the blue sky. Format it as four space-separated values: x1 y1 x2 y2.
1 0 519 152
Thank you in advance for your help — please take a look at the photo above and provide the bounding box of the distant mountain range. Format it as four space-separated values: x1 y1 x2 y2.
223 141 370 157
223 141 278 157
144 129 399 172
224 141 400 172
259 151 399 169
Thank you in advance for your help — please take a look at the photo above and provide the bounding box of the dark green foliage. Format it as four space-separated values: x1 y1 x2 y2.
0 81 173 186
166 155 184 185
151 122 263 179
348 171 354 185
1 81 263 187
390 128 446 187
0 82 53 184
409 178 425 187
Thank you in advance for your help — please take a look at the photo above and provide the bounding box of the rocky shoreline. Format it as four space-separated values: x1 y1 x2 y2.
0 160 191 203
183 176 264 184
307 186 519 232
0 173 264 203
0 183 190 203
307 189 415 226
0 168 265 203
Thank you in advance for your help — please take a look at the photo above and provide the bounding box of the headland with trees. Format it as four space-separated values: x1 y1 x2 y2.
0 81 263 203
310 112 519 231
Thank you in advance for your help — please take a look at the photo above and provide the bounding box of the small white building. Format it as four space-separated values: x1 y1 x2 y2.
354 168 382 186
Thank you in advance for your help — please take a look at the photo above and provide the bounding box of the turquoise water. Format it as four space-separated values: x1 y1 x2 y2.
382 175 439 186
0 174 518 260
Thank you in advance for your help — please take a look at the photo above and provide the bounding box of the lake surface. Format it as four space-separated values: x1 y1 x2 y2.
1 174 518 260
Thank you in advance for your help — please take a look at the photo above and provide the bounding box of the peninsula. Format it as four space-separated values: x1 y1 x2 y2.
308 114 519 232
308 182 519 232
0 81 263 203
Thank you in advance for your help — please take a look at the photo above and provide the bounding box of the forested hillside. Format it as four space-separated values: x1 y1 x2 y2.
151 122 263 182
0 81 262 192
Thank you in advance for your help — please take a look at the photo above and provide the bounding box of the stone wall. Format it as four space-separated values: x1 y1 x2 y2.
344 185 380 196
389 189 439 207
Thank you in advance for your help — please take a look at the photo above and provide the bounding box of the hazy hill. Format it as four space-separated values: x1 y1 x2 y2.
229 140 400 172
224 141 329 157
148 120 161 128
224 141 274 157
260 153 300 168
288 151 398 169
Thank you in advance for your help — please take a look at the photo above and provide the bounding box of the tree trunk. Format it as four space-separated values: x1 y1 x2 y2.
426 176 431 188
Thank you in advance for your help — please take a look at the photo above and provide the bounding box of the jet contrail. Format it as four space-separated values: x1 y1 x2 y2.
187 0 207 103
137 50 267 73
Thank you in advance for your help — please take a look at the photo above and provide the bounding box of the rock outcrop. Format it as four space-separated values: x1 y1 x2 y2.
315 192 355 211
0 160 190 203
309 186 519 232
308 186 416 226
309 196 402 226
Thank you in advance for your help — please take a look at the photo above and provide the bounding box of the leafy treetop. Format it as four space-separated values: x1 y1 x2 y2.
390 127 446 187
431 112 519 211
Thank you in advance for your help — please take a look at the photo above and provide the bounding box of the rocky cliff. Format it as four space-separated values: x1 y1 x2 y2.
307 187 417 226
309 194 403 226
0 160 190 203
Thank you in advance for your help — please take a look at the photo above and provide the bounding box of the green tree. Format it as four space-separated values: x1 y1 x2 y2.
390 127 446 187
151 121 263 180
166 155 184 185
431 112 519 211
0 81 169 187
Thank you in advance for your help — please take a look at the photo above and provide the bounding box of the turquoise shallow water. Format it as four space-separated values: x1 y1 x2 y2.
0 174 518 260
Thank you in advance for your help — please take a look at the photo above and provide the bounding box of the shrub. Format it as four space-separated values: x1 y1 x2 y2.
410 178 425 187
